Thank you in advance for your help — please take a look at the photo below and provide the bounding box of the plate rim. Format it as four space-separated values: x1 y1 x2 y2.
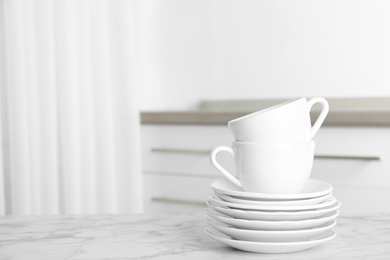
216 192 333 206
206 201 342 222
209 194 337 211
207 218 337 235
211 179 333 200
205 227 337 253
206 209 340 227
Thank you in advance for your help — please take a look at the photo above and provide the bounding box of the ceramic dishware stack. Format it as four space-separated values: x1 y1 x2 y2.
206 97 342 254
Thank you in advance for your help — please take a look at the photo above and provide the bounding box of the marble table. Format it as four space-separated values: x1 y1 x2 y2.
0 211 389 259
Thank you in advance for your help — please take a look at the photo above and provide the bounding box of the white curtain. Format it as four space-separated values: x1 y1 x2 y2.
0 0 143 215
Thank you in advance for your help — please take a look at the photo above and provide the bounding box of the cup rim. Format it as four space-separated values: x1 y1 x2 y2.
228 97 306 126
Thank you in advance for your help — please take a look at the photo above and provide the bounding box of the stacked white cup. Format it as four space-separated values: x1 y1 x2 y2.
210 97 329 194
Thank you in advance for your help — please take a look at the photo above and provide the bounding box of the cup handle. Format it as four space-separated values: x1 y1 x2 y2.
307 97 329 139
210 146 242 187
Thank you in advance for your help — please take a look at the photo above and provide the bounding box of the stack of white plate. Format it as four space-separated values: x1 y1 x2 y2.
205 179 341 254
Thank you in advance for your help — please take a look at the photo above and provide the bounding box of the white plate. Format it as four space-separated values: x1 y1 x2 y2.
216 192 333 207
209 194 337 211
206 218 337 242
205 228 337 254
206 200 341 221
206 208 340 230
211 179 332 201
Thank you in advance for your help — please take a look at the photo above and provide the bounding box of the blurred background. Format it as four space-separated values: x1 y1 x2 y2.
0 0 389 215
137 0 390 110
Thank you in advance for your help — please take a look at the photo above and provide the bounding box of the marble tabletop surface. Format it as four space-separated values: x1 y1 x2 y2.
0 211 389 260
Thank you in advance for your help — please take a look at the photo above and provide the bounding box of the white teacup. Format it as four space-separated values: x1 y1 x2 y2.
210 141 315 193
228 97 329 143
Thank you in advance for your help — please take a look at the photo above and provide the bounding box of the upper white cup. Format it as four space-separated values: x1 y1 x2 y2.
210 141 315 194
228 97 329 143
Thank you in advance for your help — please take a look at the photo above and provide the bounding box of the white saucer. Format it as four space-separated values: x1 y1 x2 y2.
205 228 337 254
206 197 341 221
209 194 337 211
206 209 340 231
216 192 332 207
211 179 333 201
207 218 336 243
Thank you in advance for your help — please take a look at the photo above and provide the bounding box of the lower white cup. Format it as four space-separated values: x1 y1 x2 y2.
210 141 315 194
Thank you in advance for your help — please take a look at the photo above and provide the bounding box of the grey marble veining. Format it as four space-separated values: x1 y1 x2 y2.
0 212 389 259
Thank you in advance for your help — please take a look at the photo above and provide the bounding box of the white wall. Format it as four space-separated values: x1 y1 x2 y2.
138 0 390 110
